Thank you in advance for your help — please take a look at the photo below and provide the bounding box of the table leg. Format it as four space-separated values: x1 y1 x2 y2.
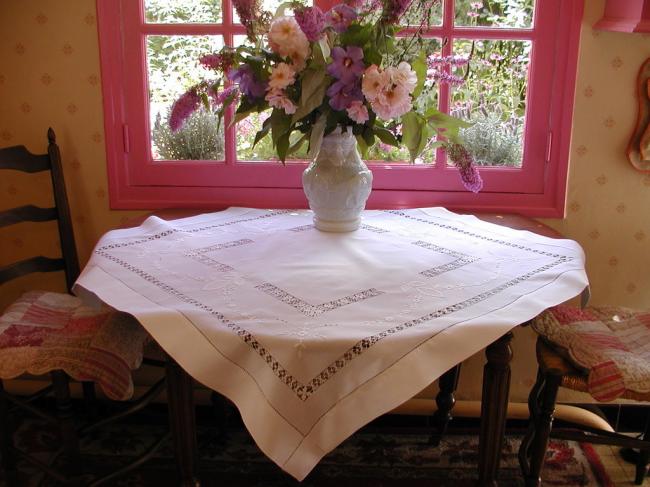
477 332 513 487
430 364 461 446
166 358 201 487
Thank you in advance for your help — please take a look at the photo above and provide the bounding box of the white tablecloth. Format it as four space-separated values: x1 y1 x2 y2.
74 207 588 480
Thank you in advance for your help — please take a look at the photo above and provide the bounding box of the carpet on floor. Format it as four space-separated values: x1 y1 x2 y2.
6 420 614 487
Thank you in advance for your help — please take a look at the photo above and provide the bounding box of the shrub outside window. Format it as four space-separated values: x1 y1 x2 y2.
97 0 583 216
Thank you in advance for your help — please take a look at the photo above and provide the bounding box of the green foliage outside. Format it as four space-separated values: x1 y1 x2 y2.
153 108 225 160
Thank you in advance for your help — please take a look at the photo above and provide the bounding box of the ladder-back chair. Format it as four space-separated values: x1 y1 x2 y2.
0 129 163 485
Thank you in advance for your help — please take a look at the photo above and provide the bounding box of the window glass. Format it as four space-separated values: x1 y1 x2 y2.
234 0 306 24
145 0 223 23
454 0 534 28
399 0 443 27
450 38 531 167
147 35 225 161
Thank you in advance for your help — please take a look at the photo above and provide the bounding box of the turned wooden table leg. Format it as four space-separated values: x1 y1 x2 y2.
166 358 201 487
477 332 513 487
430 364 461 446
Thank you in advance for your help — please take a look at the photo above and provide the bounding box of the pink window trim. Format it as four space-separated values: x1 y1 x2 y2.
96 0 583 217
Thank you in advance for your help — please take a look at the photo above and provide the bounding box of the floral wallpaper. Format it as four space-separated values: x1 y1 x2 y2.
0 0 649 403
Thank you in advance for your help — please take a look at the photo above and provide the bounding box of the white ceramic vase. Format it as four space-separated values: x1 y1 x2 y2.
302 128 373 232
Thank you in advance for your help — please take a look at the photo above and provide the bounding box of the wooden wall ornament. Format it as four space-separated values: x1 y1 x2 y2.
627 58 650 172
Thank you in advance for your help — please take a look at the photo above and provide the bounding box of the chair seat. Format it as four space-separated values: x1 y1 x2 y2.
533 305 650 402
0 291 148 400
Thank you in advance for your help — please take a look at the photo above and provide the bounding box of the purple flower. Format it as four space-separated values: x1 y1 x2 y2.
429 70 465 86
327 46 365 83
210 85 240 106
446 143 483 193
228 65 267 99
295 6 326 42
199 53 234 72
381 0 412 23
428 55 469 67
327 80 362 111
233 0 260 40
326 4 357 33
169 89 201 132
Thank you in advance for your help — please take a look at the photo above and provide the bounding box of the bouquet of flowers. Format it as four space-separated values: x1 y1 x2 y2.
170 0 483 192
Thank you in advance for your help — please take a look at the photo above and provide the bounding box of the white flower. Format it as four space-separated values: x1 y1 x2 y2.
268 62 296 91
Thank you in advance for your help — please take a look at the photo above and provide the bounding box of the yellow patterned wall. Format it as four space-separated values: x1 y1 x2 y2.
0 0 649 402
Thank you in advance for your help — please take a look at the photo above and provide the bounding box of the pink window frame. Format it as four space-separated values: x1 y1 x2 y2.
96 0 583 217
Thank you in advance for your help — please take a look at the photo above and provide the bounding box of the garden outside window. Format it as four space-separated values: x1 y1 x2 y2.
97 0 583 216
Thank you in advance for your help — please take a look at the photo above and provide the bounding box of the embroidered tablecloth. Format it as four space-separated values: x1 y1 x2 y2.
74 207 588 480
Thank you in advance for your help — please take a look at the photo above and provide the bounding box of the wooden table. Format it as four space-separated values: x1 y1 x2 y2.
121 209 571 487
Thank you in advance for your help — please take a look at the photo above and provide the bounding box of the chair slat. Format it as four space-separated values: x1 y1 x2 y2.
0 145 51 172
0 205 58 228
0 257 66 285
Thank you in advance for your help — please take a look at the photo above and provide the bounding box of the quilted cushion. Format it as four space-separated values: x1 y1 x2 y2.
0 291 148 400
532 305 650 402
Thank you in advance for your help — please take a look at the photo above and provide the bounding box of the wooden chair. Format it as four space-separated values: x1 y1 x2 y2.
0 129 167 485
519 305 650 486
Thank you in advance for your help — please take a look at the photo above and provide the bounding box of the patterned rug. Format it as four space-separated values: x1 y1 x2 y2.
8 420 613 487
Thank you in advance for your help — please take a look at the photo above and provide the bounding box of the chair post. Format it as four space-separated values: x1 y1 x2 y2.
51 370 79 469
0 380 18 485
635 413 650 485
523 368 562 487
430 364 461 446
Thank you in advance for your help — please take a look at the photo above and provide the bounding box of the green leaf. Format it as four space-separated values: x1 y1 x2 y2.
287 133 307 155
231 109 255 127
276 132 290 163
355 134 369 158
373 126 399 147
270 108 292 147
364 46 382 67
340 24 373 47
308 114 326 157
362 125 375 148
425 107 473 130
411 52 427 99
401 111 428 162
273 1 295 19
253 117 272 148
316 37 330 63
292 69 328 123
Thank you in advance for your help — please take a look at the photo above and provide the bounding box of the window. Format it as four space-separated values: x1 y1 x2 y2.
97 0 583 216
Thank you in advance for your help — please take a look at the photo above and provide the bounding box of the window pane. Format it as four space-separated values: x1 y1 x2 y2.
234 0 308 24
145 0 222 23
450 39 531 167
400 0 442 27
455 0 534 29
147 35 225 161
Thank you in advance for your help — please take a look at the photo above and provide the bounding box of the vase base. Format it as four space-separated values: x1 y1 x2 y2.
313 216 361 232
